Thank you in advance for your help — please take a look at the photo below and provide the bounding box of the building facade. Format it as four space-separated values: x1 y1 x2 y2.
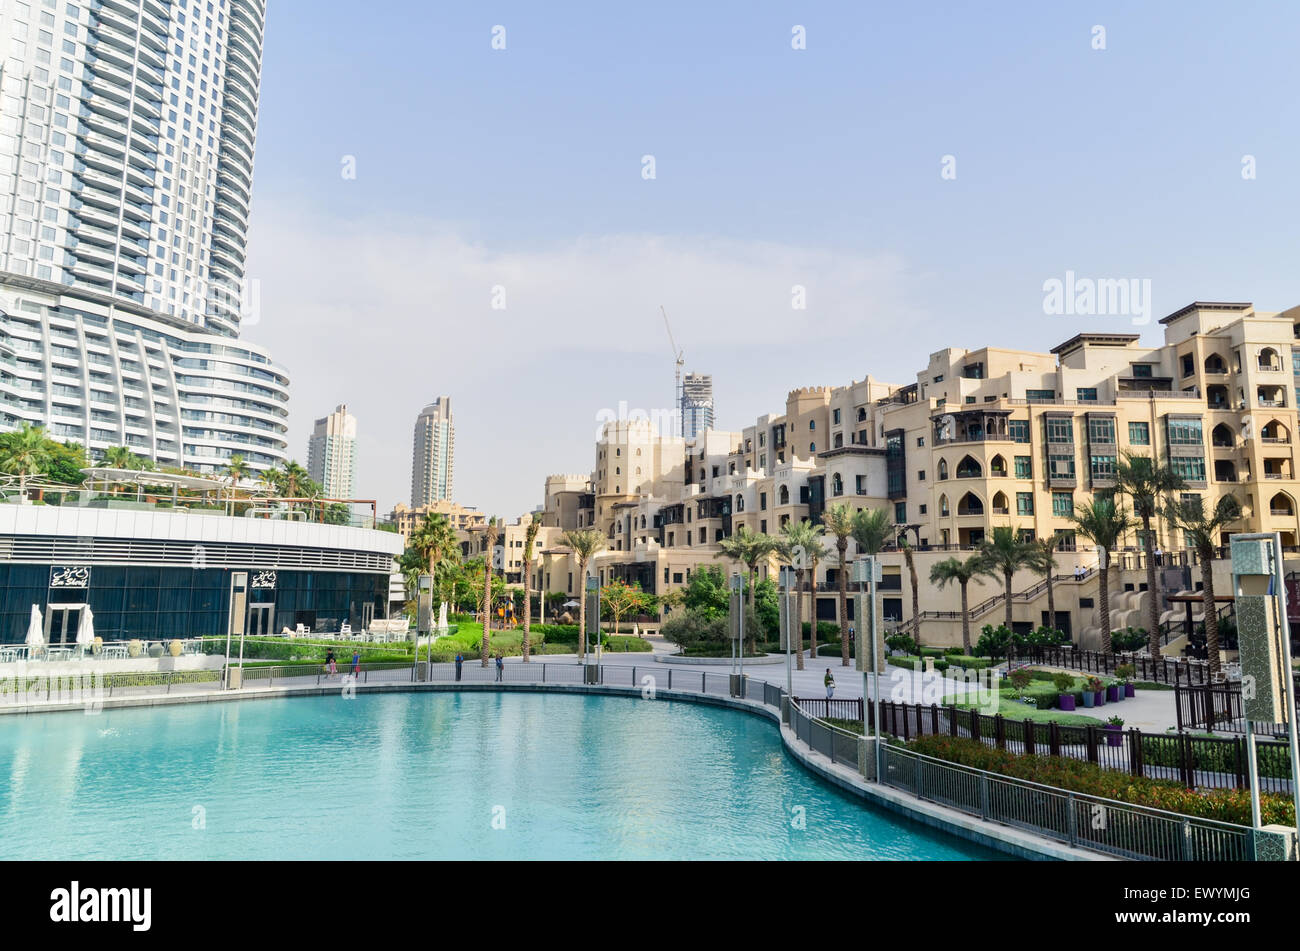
0 0 289 473
410 397 454 506
0 500 403 644
388 499 484 541
512 302 1300 647
307 403 356 499
680 372 714 440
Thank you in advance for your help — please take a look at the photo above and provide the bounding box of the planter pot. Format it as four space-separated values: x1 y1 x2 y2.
1104 725 1123 747
1081 691 1095 708
1124 683 1135 698
1094 690 1106 706
1106 685 1120 702
1058 693 1076 711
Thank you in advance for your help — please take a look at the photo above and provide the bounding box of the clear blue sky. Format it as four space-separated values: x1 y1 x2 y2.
242 1 1300 515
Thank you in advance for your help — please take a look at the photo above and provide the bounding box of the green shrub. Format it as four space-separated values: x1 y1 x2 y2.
1109 627 1148 653
1051 671 1075 692
885 633 917 655
601 635 653 653
908 735 1293 827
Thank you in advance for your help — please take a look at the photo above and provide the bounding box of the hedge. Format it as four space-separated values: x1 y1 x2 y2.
905 735 1294 827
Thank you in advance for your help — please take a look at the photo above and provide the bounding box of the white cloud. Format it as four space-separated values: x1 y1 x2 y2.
243 207 922 516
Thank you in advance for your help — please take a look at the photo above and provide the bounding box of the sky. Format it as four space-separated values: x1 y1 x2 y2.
240 1 1300 518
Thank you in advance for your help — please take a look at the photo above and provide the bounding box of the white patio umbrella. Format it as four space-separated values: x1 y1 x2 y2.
77 606 95 655
25 605 44 652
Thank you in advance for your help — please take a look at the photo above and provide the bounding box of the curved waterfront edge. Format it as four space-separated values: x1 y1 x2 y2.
0 679 1106 862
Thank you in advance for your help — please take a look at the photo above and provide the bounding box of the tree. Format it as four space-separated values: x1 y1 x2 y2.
601 579 645 640
521 514 540 662
1070 496 1135 652
682 564 729 620
851 507 894 671
44 440 88 486
480 517 499 667
779 519 826 671
901 540 921 648
714 524 777 653
1163 494 1241 679
0 423 51 499
821 504 856 667
929 555 990 654
1115 451 1185 660
225 453 250 501
1028 535 1062 636
101 445 143 471
561 528 606 661
979 525 1035 630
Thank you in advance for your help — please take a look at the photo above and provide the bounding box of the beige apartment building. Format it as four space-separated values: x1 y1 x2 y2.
390 500 486 541
473 302 1300 647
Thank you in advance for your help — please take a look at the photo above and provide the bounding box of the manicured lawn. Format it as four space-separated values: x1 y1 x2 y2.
942 678 1107 726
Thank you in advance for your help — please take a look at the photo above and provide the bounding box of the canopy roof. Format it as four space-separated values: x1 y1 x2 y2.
80 467 228 491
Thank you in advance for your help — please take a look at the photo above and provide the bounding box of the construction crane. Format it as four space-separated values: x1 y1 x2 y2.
661 305 684 437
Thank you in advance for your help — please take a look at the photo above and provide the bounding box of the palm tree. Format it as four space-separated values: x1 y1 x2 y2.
1070 497 1135 652
779 519 826 671
929 555 989 654
225 453 250 491
520 514 540 662
851 507 894 671
714 524 777 653
821 504 856 667
979 525 1035 630
1115 451 1185 659
0 423 51 500
259 464 285 499
1163 494 1241 679
901 540 921 647
480 517 499 667
101 445 141 469
1029 535 1062 634
561 528 606 662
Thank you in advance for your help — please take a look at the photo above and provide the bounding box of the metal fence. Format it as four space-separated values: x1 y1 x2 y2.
1009 645 1212 685
867 697 1293 795
1173 679 1300 736
881 744 1254 860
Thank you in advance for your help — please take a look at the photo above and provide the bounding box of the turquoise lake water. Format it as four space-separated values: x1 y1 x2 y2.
0 692 998 860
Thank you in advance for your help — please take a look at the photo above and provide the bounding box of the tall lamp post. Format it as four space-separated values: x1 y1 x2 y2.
854 556 882 779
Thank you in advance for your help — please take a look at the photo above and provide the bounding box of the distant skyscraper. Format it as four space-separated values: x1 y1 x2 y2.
411 397 454 506
307 404 357 499
680 373 714 440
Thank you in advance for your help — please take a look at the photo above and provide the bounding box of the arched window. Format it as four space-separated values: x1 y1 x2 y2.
990 454 1007 476
1211 423 1234 447
939 494 950 517
937 459 949 480
957 492 984 516
736 494 745 512
956 455 982 478
992 491 1009 514
810 442 816 453
1270 492 1294 516
832 473 844 496
779 485 790 505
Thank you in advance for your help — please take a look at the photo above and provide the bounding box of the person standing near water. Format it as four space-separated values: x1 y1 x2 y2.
495 653 504 682
455 653 463 682
351 649 361 677
824 667 835 700
326 648 337 678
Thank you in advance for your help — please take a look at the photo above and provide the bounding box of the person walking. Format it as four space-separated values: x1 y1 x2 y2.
326 648 337 678
455 653 463 682
495 653 504 682
824 667 835 700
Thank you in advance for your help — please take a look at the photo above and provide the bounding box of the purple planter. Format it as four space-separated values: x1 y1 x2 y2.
1104 725 1123 747
1058 693 1076 711
1094 690 1106 706
1124 683 1135 698
1106 685 1120 702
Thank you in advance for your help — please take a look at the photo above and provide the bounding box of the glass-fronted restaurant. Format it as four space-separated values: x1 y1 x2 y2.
0 504 403 646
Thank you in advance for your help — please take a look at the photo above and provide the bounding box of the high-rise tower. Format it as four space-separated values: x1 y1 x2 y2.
681 373 714 440
411 397 454 505
0 0 288 472
307 403 356 499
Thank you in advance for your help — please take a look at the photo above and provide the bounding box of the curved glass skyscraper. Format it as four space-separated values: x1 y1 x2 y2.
0 0 288 472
